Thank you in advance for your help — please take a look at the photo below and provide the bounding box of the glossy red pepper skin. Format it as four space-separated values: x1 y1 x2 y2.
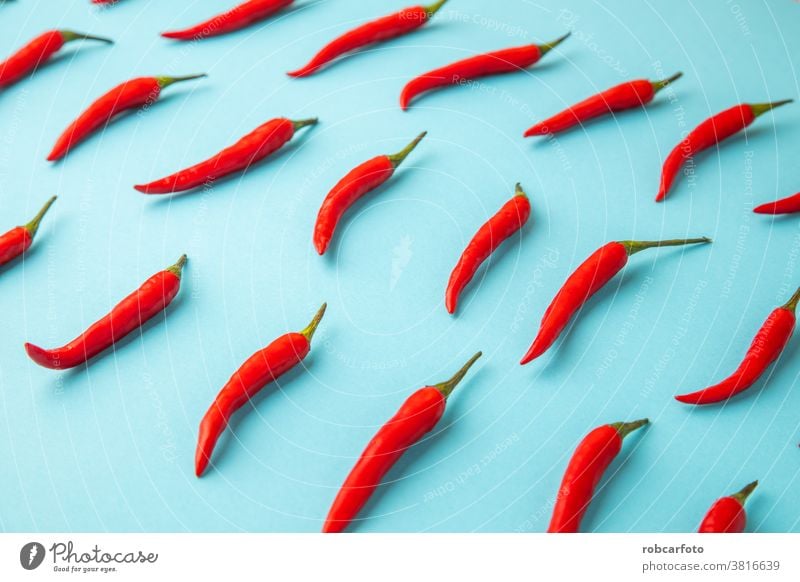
521 237 710 364
313 132 426 255
754 192 800 215
698 481 757 533
656 100 793 202
445 184 530 314
400 33 569 110
0 30 112 90
675 290 798 405
548 419 648 533
288 0 447 77
323 352 482 533
0 197 57 267
47 74 206 161
24 255 188 370
162 0 295 41
135 117 316 195
195 304 326 477
524 73 681 137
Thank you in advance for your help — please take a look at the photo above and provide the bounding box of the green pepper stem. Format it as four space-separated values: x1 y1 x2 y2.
434 352 482 399
292 118 319 131
652 72 683 93
387 131 427 169
156 73 207 89
166 254 188 278
424 0 449 18
782 286 800 313
514 182 527 198
24 196 57 238
611 418 649 439
750 99 793 118
61 30 114 44
538 32 571 56
731 480 758 505
300 303 327 342
621 237 711 256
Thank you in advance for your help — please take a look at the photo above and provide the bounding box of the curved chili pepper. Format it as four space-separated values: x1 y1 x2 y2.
656 100 793 202
445 183 530 314
0 30 112 90
24 255 188 370
548 419 648 533
521 237 710 364
675 288 799 405
288 0 448 78
0 197 57 268
195 303 326 477
47 74 206 162
323 351 481 533
162 0 295 41
400 32 570 110
313 132 426 255
754 192 800 215
698 480 758 533
524 73 682 137
135 117 316 195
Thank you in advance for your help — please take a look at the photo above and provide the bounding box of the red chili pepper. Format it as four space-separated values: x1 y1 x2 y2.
0 30 112 90
0 197 57 268
754 192 800 215
521 237 710 364
195 304 326 477
445 183 530 314
288 0 448 78
24 255 188 370
161 0 295 41
656 100 793 202
135 117 317 195
698 480 758 533
548 419 648 533
313 132 426 255
524 73 682 137
47 74 206 162
400 33 570 110
323 352 482 533
675 288 799 405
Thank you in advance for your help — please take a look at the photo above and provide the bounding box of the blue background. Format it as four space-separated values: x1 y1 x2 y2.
1 0 799 533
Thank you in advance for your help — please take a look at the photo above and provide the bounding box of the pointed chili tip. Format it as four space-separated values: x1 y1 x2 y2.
538 31 571 56
156 73 207 89
652 72 683 93
387 131 427 168
300 303 327 342
612 418 649 439
166 254 188 278
621 236 712 255
292 117 319 131
60 30 114 44
514 182 527 198
434 351 482 399
424 0 449 18
24 196 57 238
731 480 758 505
781 285 800 313
750 99 793 118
